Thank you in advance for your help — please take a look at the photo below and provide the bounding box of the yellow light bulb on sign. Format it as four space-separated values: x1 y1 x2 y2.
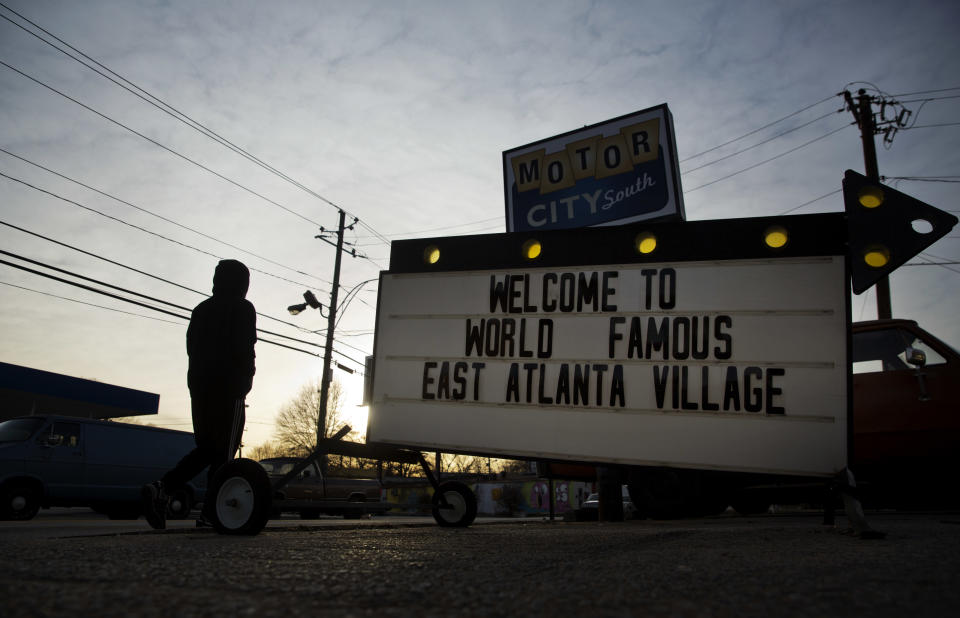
764 226 788 249
863 246 890 268
522 239 542 260
858 185 884 208
423 245 440 265
634 232 657 254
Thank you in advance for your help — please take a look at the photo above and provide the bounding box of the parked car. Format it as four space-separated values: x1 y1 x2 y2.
259 457 386 519
579 488 637 519
0 415 205 520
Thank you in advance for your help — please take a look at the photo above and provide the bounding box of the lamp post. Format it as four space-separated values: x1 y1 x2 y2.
286 211 349 456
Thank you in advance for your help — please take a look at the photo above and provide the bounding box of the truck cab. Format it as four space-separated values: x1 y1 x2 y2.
259 457 386 519
851 319 960 501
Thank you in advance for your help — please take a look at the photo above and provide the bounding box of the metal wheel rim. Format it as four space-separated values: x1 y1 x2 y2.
11 495 26 511
216 477 255 529
437 490 466 523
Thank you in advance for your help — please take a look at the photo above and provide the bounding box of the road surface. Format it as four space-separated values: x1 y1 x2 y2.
1 510 958 617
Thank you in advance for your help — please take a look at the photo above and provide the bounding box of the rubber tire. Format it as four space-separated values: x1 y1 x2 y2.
1 483 40 521
166 489 193 519
209 459 272 536
299 509 320 520
431 481 477 528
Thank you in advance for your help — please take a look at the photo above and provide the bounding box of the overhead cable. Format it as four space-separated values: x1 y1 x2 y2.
681 110 840 174
0 2 392 244
0 279 182 326
0 249 328 350
0 170 327 292
0 221 327 333
0 59 325 228
680 94 837 162
683 125 850 194
0 256 331 356
0 147 331 287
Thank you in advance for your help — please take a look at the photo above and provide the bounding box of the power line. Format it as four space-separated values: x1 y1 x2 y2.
0 170 327 291
0 249 330 349
889 87 960 97
0 222 328 334
683 124 850 194
895 95 960 103
777 189 842 215
680 94 838 162
0 58 327 228
0 254 336 357
0 147 332 288
0 279 182 325
900 122 960 130
681 110 840 174
0 2 393 246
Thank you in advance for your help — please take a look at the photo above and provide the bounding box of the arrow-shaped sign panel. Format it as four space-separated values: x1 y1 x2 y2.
844 169 958 294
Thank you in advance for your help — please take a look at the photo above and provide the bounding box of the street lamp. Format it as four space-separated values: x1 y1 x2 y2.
288 290 322 315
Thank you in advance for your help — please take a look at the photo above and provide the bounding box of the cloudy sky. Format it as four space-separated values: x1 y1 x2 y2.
1 0 958 448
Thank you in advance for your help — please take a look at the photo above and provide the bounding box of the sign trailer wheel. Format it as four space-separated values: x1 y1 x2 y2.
209 458 272 535
432 481 477 527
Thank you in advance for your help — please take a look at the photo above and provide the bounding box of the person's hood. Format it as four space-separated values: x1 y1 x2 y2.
211 259 250 298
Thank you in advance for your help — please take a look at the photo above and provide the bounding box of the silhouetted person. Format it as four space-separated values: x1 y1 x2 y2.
142 259 256 529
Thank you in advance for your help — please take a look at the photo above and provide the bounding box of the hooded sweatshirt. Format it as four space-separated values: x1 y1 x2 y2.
186 260 257 397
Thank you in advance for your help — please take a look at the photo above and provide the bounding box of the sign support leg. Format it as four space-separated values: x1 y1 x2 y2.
825 468 885 539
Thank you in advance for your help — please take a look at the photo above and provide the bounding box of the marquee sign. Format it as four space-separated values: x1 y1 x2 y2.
368 214 850 477
503 104 685 232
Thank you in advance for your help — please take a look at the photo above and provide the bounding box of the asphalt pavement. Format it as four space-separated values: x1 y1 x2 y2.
1 510 959 617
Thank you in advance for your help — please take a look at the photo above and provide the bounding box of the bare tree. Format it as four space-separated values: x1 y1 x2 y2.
273 379 353 456
246 441 291 461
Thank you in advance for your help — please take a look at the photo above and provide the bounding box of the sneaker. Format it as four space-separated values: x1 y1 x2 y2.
141 482 167 530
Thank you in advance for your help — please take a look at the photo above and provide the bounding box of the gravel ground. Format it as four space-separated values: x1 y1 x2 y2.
1 513 958 617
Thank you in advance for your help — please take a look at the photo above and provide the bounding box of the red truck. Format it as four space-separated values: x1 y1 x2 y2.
258 457 387 519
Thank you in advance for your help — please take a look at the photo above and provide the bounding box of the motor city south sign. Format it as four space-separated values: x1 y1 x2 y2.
368 214 850 477
503 104 685 232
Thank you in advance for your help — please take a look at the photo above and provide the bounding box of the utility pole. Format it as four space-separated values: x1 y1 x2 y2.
316 210 347 448
844 88 898 319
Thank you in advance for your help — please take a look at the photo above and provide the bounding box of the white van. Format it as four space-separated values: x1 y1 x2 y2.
0 415 206 520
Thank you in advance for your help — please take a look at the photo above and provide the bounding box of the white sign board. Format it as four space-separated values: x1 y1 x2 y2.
369 252 848 477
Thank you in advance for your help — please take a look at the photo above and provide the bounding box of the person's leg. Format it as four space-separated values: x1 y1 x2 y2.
200 394 246 520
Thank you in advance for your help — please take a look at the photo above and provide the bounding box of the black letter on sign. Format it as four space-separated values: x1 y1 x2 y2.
537 319 553 359
766 368 785 414
465 319 484 357
602 271 618 311
659 268 676 309
714 315 733 359
490 275 509 312
422 362 437 400
452 362 468 400
744 367 763 412
436 362 451 399
653 366 669 409
505 363 520 402
609 317 625 359
723 366 741 411
610 365 625 407
471 362 485 401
